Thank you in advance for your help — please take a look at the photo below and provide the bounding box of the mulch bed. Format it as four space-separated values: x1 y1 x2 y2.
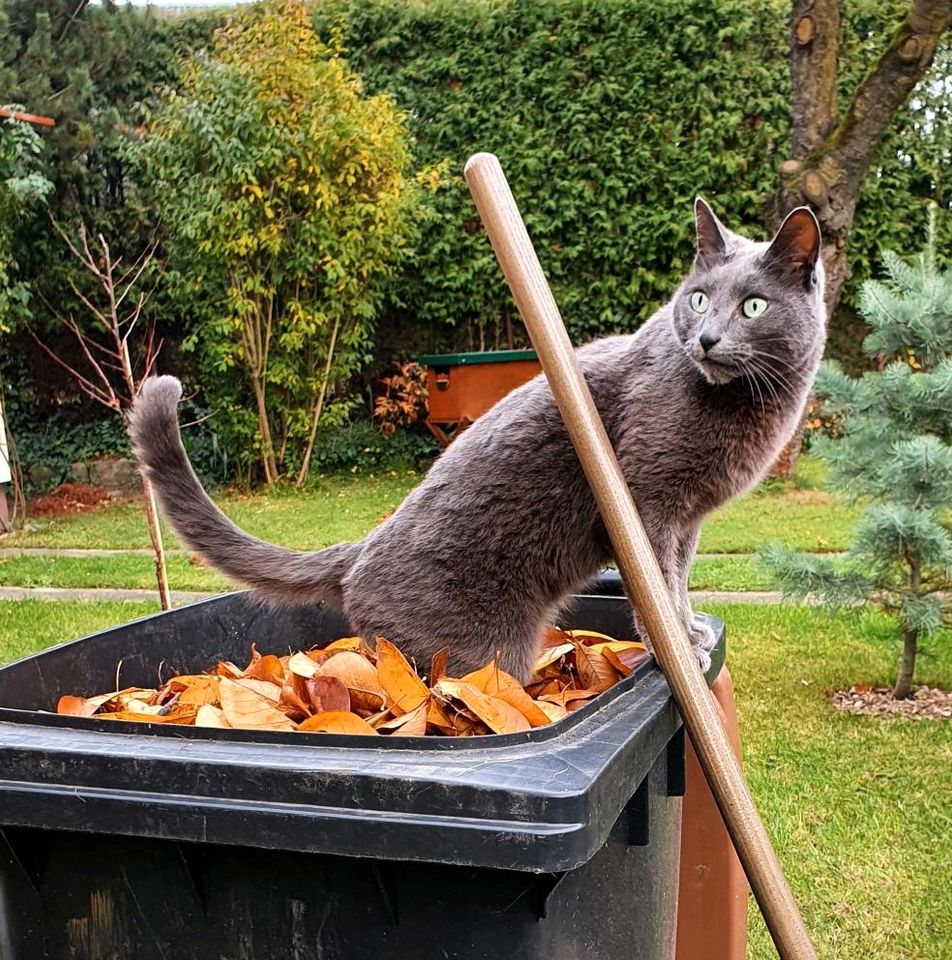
832 684 952 720
29 483 113 518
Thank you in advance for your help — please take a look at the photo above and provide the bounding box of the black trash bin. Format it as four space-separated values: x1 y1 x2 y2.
0 578 724 960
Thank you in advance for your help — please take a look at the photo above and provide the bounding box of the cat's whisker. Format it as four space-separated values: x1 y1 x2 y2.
746 358 794 405
752 360 799 396
751 349 803 375
737 360 768 416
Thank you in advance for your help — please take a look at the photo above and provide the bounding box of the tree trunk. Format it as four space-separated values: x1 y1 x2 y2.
893 624 918 699
142 477 171 611
296 316 341 487
250 375 279 484
118 338 170 610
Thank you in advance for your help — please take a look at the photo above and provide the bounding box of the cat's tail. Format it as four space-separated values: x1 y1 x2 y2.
128 376 358 606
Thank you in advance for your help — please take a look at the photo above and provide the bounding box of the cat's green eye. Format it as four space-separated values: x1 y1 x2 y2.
742 296 768 319
689 291 709 314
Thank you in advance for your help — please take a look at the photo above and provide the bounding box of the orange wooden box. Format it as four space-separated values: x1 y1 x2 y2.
418 350 541 445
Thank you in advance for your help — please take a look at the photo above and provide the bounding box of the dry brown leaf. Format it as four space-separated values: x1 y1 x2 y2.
306 676 351 714
287 651 319 679
572 642 621 693
542 626 573 649
57 695 99 718
434 679 530 735
539 687 603 710
216 660 244 679
376 700 428 736
96 705 198 725
113 688 157 711
244 653 284 684
429 649 449 684
532 643 575 673
175 676 221 706
233 677 282 704
297 711 377 735
195 704 230 728
317 651 386 712
426 696 485 736
279 671 313 719
534 700 569 723
566 629 619 645
323 637 363 653
463 661 551 728
375 638 429 715
592 641 649 675
219 678 295 732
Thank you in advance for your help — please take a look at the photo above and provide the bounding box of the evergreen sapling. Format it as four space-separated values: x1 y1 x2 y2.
761 212 952 698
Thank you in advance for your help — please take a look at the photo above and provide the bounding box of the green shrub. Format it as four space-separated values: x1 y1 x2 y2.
310 421 437 473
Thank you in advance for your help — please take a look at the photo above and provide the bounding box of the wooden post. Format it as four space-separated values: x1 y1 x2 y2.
464 152 817 960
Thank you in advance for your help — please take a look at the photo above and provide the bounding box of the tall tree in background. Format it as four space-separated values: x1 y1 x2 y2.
775 0 951 312
769 0 951 477
143 0 417 485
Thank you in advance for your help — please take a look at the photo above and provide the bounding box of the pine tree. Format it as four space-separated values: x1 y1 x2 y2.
761 209 952 699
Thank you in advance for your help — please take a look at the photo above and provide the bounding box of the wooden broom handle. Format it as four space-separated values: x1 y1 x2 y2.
464 153 817 960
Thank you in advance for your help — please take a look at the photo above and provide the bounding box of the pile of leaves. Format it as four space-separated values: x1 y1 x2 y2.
30 483 112 517
56 629 648 737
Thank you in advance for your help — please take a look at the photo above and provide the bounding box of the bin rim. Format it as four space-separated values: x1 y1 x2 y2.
0 590 721 750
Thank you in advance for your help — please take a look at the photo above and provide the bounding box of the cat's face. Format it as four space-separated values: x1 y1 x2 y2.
671 200 825 388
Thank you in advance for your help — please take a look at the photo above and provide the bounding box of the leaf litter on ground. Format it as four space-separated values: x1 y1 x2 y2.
56 628 649 737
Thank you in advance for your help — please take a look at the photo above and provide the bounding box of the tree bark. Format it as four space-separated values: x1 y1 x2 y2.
894 624 918 699
118 335 171 611
776 0 952 314
769 0 952 478
893 557 923 698
250 374 279 484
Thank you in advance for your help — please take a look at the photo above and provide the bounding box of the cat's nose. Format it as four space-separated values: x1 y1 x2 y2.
698 331 721 354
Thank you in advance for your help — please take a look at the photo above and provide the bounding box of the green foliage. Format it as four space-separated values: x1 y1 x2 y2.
761 223 952 694
0 111 52 333
14 415 129 487
141 0 419 482
310 421 437 472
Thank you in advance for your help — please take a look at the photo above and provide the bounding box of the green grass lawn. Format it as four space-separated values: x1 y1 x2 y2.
1 598 948 960
2 456 858 557
703 603 952 960
0 552 777 592
3 469 421 551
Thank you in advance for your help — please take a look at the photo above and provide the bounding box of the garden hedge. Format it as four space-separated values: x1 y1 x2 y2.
316 0 949 355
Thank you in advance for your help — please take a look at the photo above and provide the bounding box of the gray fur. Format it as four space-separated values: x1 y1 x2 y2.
129 201 825 680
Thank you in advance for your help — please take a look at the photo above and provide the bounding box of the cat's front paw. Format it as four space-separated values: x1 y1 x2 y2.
686 616 716 673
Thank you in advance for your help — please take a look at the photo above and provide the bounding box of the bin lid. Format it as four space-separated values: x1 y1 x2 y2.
0 588 723 873
417 349 538 367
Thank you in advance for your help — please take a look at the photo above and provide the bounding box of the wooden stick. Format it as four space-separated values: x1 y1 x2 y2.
464 152 818 960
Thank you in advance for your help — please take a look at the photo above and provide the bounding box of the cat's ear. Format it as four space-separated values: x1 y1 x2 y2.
694 197 729 266
764 208 821 287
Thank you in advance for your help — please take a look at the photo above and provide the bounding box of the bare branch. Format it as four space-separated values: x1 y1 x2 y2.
27 328 118 410
65 276 111 329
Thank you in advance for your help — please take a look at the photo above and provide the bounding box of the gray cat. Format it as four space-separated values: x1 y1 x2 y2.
130 200 825 681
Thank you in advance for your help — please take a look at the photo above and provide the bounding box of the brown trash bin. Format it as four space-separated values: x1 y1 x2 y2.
676 667 749 960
